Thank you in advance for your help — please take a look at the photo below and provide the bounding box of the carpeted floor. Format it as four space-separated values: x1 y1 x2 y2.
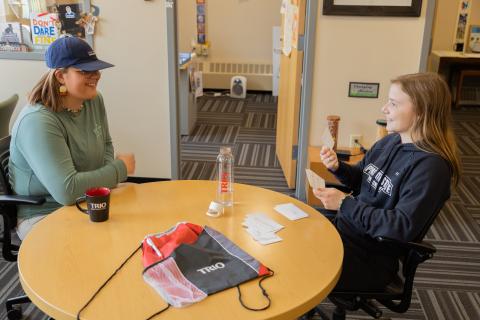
1 93 479 320
181 92 294 195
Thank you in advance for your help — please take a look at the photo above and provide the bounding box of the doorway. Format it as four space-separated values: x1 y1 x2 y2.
427 0 480 106
169 0 318 199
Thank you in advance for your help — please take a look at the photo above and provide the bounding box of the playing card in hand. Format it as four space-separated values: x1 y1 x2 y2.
305 168 326 189
321 127 335 150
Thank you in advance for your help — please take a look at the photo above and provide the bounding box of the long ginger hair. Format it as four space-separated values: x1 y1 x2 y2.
392 72 461 185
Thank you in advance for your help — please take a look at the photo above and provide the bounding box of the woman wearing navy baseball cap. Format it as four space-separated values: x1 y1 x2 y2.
9 35 135 239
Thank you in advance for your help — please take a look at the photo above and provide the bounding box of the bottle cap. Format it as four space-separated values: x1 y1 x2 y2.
220 146 232 154
206 201 223 217
327 115 340 121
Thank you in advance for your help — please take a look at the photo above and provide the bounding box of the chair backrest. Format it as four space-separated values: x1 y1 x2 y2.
0 94 19 139
0 135 18 261
385 197 444 312
0 135 12 195
1 136 45 261
375 200 442 314
384 240 435 314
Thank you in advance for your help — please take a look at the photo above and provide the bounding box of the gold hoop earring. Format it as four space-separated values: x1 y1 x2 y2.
59 85 67 96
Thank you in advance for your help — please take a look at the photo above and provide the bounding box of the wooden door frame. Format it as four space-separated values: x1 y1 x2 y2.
167 0 318 201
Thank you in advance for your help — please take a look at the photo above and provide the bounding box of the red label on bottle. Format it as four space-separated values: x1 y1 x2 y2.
221 172 229 193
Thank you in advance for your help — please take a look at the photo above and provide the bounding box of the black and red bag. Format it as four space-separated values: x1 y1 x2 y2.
141 222 273 310
77 222 273 320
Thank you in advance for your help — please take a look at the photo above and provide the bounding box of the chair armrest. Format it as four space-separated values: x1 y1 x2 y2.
0 195 46 206
325 182 352 194
375 236 436 255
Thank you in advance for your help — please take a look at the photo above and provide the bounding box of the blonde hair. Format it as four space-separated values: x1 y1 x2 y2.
28 69 65 112
391 72 461 185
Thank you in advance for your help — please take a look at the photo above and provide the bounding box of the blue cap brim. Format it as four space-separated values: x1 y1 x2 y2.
72 59 114 71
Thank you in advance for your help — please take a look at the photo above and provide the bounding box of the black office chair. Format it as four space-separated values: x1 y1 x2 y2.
305 183 438 320
0 94 19 139
0 135 46 320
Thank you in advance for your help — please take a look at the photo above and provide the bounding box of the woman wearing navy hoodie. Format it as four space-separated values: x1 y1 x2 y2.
314 72 461 291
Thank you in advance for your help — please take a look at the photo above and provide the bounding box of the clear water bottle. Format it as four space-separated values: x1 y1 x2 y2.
216 146 234 207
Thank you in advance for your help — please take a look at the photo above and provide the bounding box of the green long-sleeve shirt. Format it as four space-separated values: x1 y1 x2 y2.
9 93 127 219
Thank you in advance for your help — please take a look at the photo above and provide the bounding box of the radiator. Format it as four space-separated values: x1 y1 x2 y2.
196 62 273 91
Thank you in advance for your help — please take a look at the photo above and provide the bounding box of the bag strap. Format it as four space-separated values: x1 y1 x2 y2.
77 244 274 319
236 269 275 311
76 243 144 320
145 304 170 320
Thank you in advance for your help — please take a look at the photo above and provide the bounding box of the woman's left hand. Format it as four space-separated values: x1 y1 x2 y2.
313 187 346 210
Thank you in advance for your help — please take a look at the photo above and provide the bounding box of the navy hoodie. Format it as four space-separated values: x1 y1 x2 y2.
333 133 451 253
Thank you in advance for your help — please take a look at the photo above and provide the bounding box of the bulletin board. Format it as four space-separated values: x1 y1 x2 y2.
0 0 92 60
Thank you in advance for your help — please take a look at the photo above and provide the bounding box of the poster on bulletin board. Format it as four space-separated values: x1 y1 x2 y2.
30 13 60 45
196 0 206 44
282 1 294 56
291 3 299 49
0 22 22 44
57 4 85 37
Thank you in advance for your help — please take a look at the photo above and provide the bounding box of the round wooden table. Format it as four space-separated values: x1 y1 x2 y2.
18 181 343 320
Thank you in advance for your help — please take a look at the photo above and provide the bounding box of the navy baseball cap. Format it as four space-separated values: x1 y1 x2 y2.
45 36 114 71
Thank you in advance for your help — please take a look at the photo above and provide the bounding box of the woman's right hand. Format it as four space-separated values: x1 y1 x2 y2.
320 146 339 172
117 153 136 175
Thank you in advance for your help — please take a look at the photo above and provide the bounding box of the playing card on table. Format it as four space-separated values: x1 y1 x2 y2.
243 213 284 245
243 213 284 233
321 127 335 150
305 169 326 189
245 228 283 245
274 203 309 221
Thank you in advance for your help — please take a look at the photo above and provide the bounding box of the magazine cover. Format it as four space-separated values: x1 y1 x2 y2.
57 3 85 37
0 22 22 44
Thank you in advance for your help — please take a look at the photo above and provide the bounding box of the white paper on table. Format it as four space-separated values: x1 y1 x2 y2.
321 127 335 150
305 169 326 190
274 203 309 221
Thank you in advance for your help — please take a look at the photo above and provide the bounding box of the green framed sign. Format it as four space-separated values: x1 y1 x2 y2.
348 82 380 99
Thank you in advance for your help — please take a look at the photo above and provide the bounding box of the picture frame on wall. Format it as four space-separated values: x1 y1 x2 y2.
468 25 480 53
323 0 423 17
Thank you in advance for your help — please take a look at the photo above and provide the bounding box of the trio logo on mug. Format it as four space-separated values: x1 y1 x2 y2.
76 187 110 222
89 202 107 210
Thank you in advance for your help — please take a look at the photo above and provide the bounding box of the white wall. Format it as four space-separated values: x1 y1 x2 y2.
0 0 171 179
93 0 171 178
309 0 428 148
177 0 282 63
